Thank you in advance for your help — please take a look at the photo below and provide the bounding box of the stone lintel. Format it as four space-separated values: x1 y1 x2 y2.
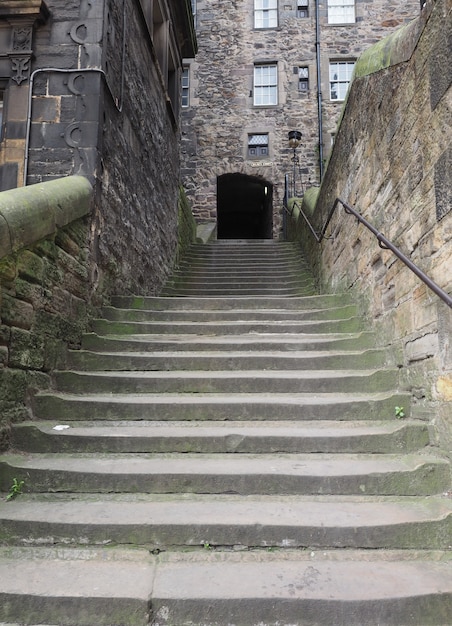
0 1 49 22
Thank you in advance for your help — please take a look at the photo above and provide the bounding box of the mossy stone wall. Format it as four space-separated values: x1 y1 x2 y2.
0 177 94 450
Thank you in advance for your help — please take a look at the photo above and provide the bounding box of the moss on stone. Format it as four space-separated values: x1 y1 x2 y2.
354 17 422 79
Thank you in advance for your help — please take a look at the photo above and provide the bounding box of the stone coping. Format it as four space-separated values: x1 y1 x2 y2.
0 176 93 259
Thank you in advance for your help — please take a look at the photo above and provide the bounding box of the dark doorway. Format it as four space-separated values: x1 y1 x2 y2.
217 173 273 239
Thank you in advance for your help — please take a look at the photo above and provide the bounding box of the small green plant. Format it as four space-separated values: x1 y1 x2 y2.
203 541 212 550
6 478 25 501
395 406 406 419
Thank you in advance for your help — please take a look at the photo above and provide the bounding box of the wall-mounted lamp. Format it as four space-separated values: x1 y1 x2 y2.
288 130 302 150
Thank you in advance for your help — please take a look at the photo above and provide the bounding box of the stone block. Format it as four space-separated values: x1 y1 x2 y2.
405 332 438 363
1 293 34 330
17 250 45 283
9 327 45 370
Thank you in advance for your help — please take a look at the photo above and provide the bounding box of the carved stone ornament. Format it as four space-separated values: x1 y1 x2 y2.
13 27 33 51
11 56 30 84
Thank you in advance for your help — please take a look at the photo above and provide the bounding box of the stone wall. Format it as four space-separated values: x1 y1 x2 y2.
181 0 419 234
288 0 452 453
0 0 196 299
0 176 93 450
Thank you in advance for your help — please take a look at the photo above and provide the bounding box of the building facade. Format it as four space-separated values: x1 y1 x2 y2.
0 0 197 297
181 0 420 238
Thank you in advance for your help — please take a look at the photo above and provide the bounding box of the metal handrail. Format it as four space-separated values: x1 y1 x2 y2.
286 195 452 309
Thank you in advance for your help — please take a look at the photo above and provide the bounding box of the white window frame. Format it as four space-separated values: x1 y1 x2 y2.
181 66 190 108
253 64 278 106
327 0 355 24
329 60 355 101
254 0 278 29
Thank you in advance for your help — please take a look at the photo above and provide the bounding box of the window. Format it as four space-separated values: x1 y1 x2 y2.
248 133 269 158
327 0 355 24
181 67 190 108
254 0 278 29
329 61 355 100
297 1 309 17
298 67 309 92
0 90 4 141
253 64 278 106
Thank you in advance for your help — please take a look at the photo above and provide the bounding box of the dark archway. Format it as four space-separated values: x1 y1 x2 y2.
217 173 273 239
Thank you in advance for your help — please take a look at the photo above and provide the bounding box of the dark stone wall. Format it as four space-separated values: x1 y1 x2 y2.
23 0 188 298
93 0 181 298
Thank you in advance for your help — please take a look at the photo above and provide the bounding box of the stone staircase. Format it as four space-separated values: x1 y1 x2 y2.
0 239 451 626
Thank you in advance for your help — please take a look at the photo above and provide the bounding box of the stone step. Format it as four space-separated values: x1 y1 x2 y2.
0 452 448 495
11 420 429 454
53 368 398 394
1 495 451 550
67 347 387 371
174 264 312 276
33 390 412 421
90 316 364 335
148 551 452 626
81 330 377 353
100 303 358 322
0 548 451 626
0 547 153 626
160 285 316 296
110 294 353 310
0 548 452 626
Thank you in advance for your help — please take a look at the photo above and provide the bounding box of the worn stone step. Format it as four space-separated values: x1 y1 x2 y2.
1 495 451 550
1 548 450 626
148 550 452 626
33 390 412 421
174 265 312 277
0 547 153 626
164 277 314 289
110 294 353 310
0 452 448 495
53 368 398 395
11 420 429 454
169 264 313 275
67 347 387 371
100 304 358 322
160 286 316 296
90 317 364 335
81 330 377 353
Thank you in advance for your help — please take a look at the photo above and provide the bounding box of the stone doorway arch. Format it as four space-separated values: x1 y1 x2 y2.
217 173 273 239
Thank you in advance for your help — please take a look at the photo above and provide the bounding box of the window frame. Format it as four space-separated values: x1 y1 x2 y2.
298 67 309 92
253 63 278 107
254 0 278 29
327 0 355 25
297 1 309 18
248 133 269 158
329 60 355 101
181 66 190 108
0 81 8 143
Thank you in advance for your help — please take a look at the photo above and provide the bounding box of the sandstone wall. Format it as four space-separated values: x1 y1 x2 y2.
289 0 452 453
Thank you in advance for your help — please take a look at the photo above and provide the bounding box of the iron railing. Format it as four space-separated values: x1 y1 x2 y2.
284 192 452 309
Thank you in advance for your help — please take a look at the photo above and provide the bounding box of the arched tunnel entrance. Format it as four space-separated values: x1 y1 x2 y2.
217 173 273 239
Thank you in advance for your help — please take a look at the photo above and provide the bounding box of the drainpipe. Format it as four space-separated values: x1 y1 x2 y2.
315 0 324 180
